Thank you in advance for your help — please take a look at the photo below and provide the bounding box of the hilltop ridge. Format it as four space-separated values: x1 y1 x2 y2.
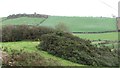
6 13 49 19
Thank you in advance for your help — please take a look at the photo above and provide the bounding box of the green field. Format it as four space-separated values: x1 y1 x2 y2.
2 17 46 25
2 16 117 32
0 41 84 66
74 32 118 49
74 32 118 41
40 16 117 32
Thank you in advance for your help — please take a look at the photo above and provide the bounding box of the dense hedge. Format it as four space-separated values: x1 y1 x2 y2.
38 31 119 66
2 25 55 42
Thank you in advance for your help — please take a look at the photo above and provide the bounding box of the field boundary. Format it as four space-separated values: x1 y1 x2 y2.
36 18 47 26
72 30 118 34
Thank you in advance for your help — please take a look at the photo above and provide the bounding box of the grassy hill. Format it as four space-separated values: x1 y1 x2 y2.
40 16 117 32
2 16 117 32
2 17 46 25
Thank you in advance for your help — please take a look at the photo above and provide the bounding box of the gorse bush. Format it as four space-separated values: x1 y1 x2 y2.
2 25 55 42
2 47 61 66
38 31 119 66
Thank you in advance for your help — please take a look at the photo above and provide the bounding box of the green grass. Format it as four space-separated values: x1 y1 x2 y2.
1 16 117 32
91 41 118 49
118 32 120 41
102 43 118 49
2 17 46 25
74 32 118 41
0 41 84 66
40 16 117 32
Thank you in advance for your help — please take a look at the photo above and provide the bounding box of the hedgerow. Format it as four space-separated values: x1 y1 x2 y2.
2 25 55 42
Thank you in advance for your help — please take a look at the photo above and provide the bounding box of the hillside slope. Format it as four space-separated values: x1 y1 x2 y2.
2 17 46 25
2 16 117 32
40 16 117 32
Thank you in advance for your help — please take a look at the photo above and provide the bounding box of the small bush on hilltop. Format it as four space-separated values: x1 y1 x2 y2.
55 22 69 32
38 31 119 66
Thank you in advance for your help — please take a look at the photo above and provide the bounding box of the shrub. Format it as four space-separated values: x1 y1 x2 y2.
55 22 69 32
2 47 61 66
2 25 14 42
38 31 119 66
2 25 55 42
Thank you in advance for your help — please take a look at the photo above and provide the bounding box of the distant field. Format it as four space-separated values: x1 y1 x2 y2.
74 32 118 40
40 16 117 32
119 32 120 40
2 17 46 25
1 16 117 32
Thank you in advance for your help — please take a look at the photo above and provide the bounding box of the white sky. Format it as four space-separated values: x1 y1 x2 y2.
0 0 119 17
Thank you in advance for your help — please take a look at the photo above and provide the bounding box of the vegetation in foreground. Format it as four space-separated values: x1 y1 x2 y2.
38 31 119 67
1 25 119 67
1 41 83 66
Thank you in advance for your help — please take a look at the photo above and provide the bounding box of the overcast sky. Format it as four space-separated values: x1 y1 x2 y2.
0 0 119 17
